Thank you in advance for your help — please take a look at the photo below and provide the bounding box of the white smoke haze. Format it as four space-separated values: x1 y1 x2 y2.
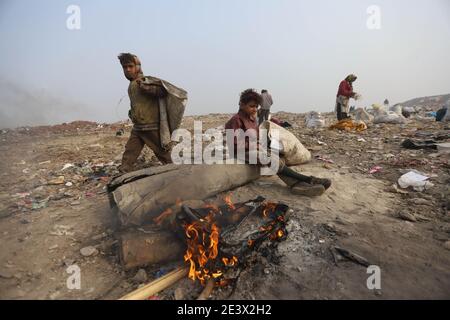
0 0 449 128
0 78 96 129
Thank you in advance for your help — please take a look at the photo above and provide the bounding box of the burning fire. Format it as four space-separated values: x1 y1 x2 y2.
262 202 277 218
223 193 235 211
183 216 228 284
182 197 288 287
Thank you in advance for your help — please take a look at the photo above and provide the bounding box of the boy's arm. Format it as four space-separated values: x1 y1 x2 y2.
136 78 167 98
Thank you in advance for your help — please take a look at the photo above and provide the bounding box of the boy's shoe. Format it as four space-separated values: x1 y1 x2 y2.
290 182 325 197
309 177 332 190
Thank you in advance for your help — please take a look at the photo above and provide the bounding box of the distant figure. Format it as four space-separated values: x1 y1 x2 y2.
258 89 273 124
335 74 358 120
384 99 390 112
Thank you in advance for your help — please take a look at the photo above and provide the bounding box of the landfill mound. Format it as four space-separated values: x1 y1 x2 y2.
0 109 449 299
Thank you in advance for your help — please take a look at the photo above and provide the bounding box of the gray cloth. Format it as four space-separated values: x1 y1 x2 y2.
139 76 188 149
260 92 273 110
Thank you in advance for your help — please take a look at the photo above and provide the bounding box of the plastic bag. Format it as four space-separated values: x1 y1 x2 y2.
305 111 325 128
373 106 407 124
389 105 403 116
398 171 434 191
443 105 450 122
354 108 373 122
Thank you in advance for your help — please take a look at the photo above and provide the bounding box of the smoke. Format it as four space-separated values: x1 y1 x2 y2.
0 78 94 129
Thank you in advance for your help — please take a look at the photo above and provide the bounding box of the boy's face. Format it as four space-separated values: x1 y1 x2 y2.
240 101 259 118
122 62 139 81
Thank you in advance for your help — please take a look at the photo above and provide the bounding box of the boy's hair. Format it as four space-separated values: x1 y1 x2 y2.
118 53 138 66
261 89 267 93
239 89 262 105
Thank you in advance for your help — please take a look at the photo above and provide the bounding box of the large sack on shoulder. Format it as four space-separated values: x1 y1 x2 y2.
260 120 311 165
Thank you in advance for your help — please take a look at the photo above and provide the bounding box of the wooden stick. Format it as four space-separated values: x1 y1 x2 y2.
119 266 188 300
197 278 215 300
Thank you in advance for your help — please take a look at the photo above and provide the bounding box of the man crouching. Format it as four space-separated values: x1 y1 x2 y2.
225 89 331 196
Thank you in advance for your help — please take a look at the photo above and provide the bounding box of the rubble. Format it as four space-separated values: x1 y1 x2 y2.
80 246 99 257
0 100 449 300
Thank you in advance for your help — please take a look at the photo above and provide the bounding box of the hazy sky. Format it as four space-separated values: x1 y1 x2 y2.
0 0 449 128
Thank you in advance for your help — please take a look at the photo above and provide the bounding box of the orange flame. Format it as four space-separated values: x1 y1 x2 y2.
223 193 235 210
262 202 277 218
222 256 238 266
269 228 285 240
183 215 224 284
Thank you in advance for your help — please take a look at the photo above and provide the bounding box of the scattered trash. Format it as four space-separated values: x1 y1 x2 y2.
369 166 382 174
12 192 31 198
155 268 168 278
334 246 370 267
410 198 429 206
48 176 65 185
38 160 51 165
401 139 437 150
357 138 366 142
22 168 30 174
390 105 403 116
315 155 334 164
32 200 48 210
436 142 450 153
398 171 434 192
116 129 125 136
132 269 148 283
61 163 74 171
374 113 407 124
50 225 74 236
329 119 367 132
305 111 326 128
80 246 99 257
386 184 409 194
354 108 373 122
398 210 417 222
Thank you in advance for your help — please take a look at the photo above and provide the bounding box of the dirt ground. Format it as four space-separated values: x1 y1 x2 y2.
0 112 449 300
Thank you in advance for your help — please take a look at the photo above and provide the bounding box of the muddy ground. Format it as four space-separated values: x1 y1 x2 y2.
0 112 449 300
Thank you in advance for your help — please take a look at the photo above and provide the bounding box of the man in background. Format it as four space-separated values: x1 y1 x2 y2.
258 89 273 124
